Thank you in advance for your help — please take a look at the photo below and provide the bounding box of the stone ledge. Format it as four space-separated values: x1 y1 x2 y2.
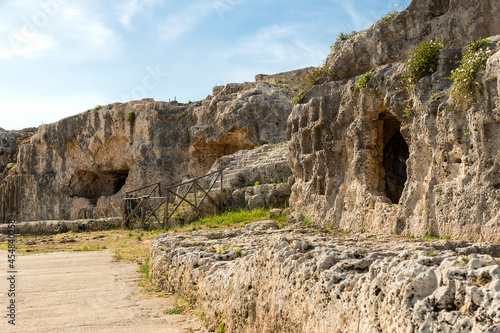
150 223 500 332
0 217 122 235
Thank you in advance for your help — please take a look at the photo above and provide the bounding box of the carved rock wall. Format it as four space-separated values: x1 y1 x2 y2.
1 80 294 222
288 41 500 242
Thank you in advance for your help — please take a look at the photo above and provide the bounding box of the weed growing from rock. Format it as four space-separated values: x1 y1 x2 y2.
351 68 374 93
335 31 361 44
125 111 136 126
401 38 444 92
448 38 493 108
292 63 329 104
378 10 398 24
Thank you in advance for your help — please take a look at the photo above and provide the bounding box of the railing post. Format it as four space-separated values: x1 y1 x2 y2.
220 169 223 213
140 198 146 229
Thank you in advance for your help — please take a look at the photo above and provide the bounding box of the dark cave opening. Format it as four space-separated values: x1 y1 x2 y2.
69 170 129 204
381 115 409 204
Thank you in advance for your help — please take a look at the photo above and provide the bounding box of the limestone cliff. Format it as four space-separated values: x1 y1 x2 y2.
0 79 295 223
288 0 500 243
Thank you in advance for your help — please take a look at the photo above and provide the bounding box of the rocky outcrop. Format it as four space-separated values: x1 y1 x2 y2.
288 0 500 243
1 80 294 223
255 67 315 86
150 222 500 333
209 143 293 210
326 0 500 81
0 127 36 177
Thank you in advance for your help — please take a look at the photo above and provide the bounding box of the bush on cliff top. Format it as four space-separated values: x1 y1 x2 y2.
292 63 329 104
448 38 493 108
401 38 444 92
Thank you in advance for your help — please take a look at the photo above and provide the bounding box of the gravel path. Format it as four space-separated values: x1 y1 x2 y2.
0 250 205 333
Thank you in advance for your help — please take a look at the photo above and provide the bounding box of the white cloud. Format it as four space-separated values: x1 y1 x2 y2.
220 24 326 67
0 31 57 59
118 0 164 28
0 93 108 130
158 1 213 42
0 0 121 61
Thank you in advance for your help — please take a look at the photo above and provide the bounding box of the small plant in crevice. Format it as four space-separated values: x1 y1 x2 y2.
335 30 362 44
351 68 374 93
292 63 329 104
448 38 493 108
125 111 136 126
86 105 103 113
400 38 444 92
378 10 398 24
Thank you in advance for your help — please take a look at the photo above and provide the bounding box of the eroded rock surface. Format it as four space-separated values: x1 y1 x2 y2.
209 143 293 210
288 5 500 241
0 127 36 178
1 80 294 222
150 223 500 332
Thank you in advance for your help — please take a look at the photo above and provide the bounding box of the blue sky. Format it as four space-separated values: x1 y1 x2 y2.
0 0 408 130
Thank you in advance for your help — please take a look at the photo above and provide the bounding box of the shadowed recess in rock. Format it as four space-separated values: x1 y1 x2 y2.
381 114 409 204
69 170 129 204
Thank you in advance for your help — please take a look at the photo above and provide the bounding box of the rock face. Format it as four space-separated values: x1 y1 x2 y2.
326 0 500 81
0 80 294 223
287 0 500 242
150 223 500 333
208 143 293 210
0 128 37 178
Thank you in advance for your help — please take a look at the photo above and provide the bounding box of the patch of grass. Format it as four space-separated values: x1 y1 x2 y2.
196 208 269 229
424 249 438 257
351 68 374 93
113 250 123 260
461 257 470 264
139 255 150 279
236 248 242 257
378 10 397 24
448 38 493 108
218 323 226 333
164 305 183 315
77 243 106 251
164 294 190 315
335 30 361 44
292 63 329 104
86 105 103 112
299 214 314 226
0 229 161 262
401 38 444 92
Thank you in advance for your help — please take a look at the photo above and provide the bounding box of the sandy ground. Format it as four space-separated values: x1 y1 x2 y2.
0 249 206 333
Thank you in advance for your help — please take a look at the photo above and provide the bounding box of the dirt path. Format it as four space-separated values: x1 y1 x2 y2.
0 250 206 333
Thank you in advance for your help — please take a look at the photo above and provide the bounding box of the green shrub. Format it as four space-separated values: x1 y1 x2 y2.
448 38 493 108
125 111 136 125
401 38 444 92
139 255 150 278
335 30 361 44
351 68 374 93
378 10 397 24
292 63 329 104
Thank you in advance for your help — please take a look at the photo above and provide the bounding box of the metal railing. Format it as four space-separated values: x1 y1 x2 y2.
123 168 224 228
